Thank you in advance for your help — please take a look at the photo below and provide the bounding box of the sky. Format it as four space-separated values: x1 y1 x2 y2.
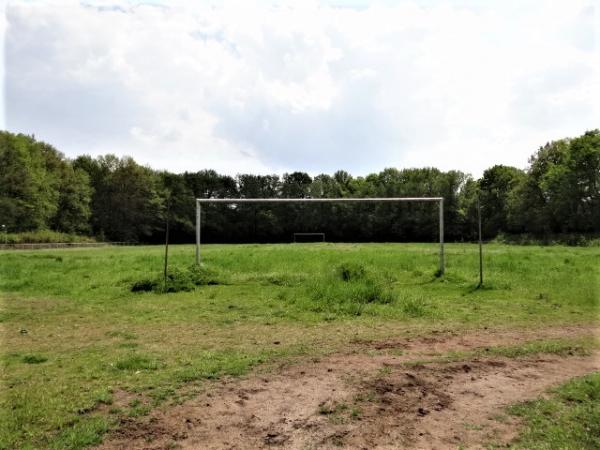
3 0 598 177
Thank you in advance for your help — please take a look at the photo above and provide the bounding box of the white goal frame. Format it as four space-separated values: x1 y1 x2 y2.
195 197 445 274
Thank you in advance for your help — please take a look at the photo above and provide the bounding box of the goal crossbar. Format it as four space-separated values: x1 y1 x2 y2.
195 197 445 274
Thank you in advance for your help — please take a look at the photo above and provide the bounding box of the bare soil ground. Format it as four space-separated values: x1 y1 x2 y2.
98 324 599 450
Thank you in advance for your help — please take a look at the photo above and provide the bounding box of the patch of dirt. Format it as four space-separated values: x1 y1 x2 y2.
365 323 597 356
97 325 599 450
94 389 142 415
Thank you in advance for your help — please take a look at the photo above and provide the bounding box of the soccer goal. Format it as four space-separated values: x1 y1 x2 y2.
293 232 325 243
195 197 445 274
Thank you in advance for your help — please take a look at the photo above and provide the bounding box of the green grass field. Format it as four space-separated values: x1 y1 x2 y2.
1 243 599 449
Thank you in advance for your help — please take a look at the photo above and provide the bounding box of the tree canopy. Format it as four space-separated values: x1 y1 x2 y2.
1 129 598 243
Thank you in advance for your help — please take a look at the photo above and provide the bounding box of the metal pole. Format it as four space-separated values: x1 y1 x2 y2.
164 199 170 290
195 200 201 265
439 198 445 275
477 196 483 287
196 197 443 204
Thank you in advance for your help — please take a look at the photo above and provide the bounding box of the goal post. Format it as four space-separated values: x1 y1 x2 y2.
195 197 445 275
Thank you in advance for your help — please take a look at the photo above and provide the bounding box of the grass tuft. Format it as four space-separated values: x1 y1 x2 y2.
51 416 111 450
21 354 48 364
400 296 428 317
300 260 398 315
337 262 366 282
130 265 222 293
114 355 160 371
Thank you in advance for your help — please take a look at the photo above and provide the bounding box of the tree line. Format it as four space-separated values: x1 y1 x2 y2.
0 129 598 243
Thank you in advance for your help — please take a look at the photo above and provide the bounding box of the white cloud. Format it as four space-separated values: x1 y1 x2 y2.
4 0 598 177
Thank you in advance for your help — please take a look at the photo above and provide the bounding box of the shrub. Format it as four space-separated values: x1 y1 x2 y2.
3 231 97 244
495 233 600 247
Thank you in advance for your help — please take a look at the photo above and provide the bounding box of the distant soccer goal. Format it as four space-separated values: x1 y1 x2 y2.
195 197 445 275
293 232 325 243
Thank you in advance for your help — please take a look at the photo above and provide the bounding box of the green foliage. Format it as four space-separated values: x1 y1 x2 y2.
2 129 599 243
508 372 600 449
0 132 61 230
494 233 600 247
478 165 526 238
508 130 600 235
74 154 163 242
2 230 97 244
53 167 92 234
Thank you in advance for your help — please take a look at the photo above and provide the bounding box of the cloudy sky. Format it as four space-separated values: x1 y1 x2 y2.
3 0 598 176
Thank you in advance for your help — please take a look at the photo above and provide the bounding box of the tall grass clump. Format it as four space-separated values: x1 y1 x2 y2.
398 295 429 318
307 262 396 316
130 265 223 293
337 262 366 282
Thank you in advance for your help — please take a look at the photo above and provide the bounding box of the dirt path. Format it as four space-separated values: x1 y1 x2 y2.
99 324 599 450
